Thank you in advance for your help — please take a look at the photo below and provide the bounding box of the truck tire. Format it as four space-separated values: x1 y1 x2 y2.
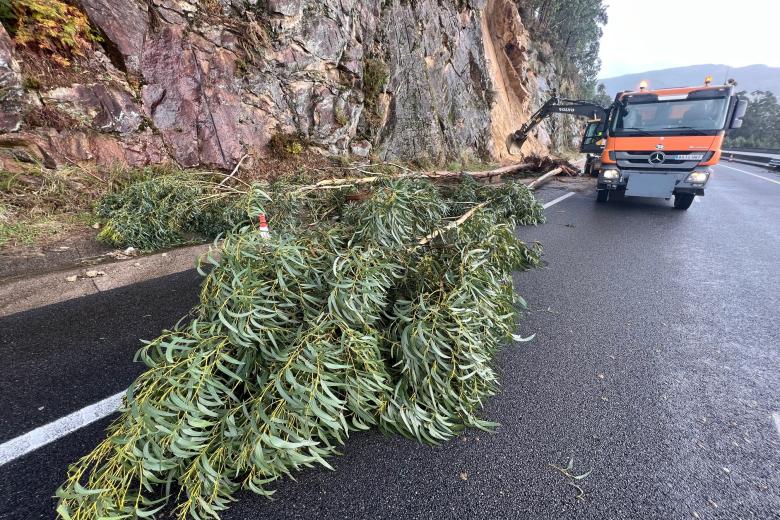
674 193 695 210
596 189 609 203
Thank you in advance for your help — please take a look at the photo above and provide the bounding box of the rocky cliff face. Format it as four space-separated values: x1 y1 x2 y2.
0 0 577 171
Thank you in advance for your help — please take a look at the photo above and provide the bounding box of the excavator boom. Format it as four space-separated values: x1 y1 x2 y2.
513 90 610 148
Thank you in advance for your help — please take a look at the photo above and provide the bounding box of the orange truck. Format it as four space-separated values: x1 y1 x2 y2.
513 78 748 210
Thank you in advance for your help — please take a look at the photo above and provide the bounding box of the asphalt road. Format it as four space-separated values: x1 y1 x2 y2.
1 162 778 519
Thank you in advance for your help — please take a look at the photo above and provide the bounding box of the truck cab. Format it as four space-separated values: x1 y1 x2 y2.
596 82 748 209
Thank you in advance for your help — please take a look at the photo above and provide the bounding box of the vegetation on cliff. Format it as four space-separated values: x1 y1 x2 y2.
519 0 609 100
0 0 98 66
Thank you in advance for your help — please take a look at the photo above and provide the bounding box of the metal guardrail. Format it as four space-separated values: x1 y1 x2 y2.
723 147 780 155
721 149 780 169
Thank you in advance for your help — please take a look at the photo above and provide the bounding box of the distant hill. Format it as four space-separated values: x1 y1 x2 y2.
599 64 780 97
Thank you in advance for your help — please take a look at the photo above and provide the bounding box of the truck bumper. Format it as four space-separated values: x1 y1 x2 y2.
597 168 710 198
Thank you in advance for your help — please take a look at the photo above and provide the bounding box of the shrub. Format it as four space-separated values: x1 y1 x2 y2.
267 131 305 157
1 0 99 67
363 58 389 107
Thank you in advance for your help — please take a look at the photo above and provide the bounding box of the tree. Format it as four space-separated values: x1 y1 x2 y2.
593 82 612 107
725 90 780 149
519 0 609 96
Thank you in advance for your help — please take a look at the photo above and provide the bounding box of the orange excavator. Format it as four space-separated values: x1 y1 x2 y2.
513 78 748 210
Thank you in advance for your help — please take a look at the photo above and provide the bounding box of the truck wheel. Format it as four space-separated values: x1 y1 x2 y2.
596 189 609 203
674 193 695 210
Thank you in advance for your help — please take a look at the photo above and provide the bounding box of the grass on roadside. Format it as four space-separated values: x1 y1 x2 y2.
0 163 175 249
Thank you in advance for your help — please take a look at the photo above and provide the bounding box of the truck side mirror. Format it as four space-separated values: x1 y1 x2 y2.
730 99 748 129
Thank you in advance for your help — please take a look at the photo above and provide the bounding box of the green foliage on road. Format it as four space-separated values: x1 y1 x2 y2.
725 90 780 149
56 176 544 519
95 174 249 252
518 0 608 97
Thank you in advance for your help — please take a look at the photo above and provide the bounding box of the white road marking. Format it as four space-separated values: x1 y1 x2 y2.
543 192 576 209
773 413 780 438
719 164 780 186
0 391 124 466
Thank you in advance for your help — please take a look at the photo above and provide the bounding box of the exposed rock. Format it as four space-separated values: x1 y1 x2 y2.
350 139 371 158
76 0 149 75
0 128 166 169
0 26 24 132
41 84 143 134
268 0 303 17
0 133 53 169
376 0 493 163
1 0 577 169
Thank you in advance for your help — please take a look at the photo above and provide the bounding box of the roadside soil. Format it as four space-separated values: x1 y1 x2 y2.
544 175 597 192
0 226 129 283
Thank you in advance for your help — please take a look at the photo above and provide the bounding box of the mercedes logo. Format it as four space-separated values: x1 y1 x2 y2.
649 152 666 164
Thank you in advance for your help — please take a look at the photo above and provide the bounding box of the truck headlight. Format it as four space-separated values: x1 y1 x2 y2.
686 171 710 184
602 169 620 180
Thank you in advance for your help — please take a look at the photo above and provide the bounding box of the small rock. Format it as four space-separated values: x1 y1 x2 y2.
84 270 105 278
123 246 138 257
92 223 100 229
459 471 468 481
722 467 731 475
597 373 605 380
177 1 197 13
65 275 78 282
38 406 44 411
134 262 141 267
350 140 372 158
161 253 168 257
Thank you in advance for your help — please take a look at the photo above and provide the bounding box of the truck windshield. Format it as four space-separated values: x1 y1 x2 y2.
611 96 729 136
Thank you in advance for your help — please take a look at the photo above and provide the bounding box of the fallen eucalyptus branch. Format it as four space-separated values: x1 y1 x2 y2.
218 154 250 186
418 201 491 246
59 177 545 519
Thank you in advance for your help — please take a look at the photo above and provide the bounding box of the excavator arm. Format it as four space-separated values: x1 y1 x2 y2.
512 90 610 148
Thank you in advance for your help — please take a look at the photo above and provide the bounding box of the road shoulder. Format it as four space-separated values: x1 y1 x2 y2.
0 243 211 317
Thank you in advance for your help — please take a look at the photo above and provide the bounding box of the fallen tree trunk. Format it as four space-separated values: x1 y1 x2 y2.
298 161 543 193
440 162 535 179
528 167 563 190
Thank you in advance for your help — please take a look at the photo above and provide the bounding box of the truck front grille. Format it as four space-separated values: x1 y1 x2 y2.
615 151 707 171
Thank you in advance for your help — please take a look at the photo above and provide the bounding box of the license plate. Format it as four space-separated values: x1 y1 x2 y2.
674 154 704 160
625 174 677 198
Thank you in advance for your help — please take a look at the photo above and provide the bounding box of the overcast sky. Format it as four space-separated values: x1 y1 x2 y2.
599 0 779 78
